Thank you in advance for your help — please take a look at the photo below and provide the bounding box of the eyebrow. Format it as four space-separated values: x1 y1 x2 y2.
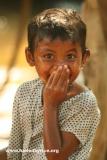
39 48 55 53
65 49 77 53
40 48 77 53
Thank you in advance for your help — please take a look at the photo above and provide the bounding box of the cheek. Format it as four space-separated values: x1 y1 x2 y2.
69 64 81 81
35 63 53 82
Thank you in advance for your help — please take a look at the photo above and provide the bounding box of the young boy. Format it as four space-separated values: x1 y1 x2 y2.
7 8 100 160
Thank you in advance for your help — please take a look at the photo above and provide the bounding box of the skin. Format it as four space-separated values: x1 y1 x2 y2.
25 37 90 160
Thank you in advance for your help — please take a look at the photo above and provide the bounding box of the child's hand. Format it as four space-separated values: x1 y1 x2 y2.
43 65 70 108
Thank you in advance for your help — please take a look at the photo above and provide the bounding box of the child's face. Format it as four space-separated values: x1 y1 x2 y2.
26 37 88 84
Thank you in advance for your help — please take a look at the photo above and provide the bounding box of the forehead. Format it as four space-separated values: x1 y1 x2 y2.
36 37 82 51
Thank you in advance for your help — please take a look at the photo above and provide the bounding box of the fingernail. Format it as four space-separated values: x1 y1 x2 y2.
58 66 62 70
67 79 69 83
67 69 69 72
64 65 67 68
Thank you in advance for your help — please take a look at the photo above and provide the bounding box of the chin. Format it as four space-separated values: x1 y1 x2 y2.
44 75 51 83
40 77 47 84
69 75 78 84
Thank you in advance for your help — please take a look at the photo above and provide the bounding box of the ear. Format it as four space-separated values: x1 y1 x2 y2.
25 47 35 66
81 48 90 67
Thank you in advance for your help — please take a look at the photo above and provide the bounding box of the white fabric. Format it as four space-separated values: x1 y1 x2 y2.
7 78 100 160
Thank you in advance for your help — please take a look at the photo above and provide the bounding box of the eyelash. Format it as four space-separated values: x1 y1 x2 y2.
42 53 76 61
42 53 54 60
66 54 76 61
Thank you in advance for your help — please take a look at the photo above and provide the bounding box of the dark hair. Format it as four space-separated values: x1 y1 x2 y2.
27 8 87 54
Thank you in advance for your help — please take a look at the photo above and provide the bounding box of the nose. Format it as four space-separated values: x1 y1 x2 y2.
55 61 69 69
55 60 67 67
51 62 69 73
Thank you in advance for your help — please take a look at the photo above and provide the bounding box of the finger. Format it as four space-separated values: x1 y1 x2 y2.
46 71 55 87
57 66 70 87
50 66 63 87
62 77 68 91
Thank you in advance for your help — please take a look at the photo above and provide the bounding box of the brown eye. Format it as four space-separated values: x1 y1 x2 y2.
42 53 54 60
66 54 76 61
